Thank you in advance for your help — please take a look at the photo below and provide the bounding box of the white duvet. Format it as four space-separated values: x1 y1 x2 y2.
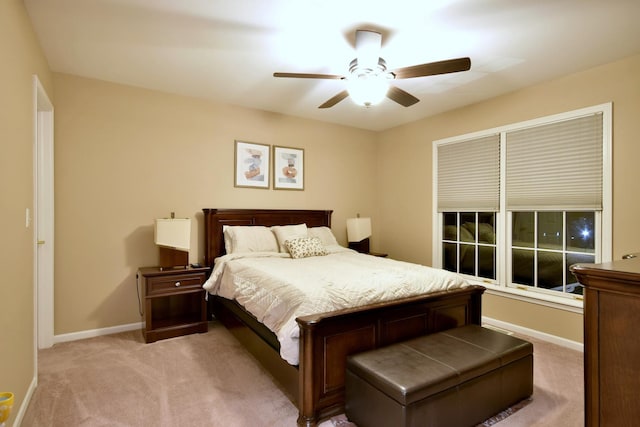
203 246 468 365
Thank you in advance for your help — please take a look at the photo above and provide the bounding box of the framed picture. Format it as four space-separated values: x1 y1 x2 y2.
234 140 270 189
273 146 304 190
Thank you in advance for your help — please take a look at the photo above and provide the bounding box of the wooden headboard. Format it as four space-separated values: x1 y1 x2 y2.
202 208 333 267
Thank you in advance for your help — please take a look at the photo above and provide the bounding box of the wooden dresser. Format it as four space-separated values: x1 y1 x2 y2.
571 255 640 427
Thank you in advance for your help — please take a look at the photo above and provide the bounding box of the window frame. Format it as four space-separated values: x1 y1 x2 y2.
432 103 612 311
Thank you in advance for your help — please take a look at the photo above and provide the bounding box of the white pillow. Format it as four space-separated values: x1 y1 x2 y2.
222 225 233 253
223 226 279 254
308 226 339 247
271 224 308 253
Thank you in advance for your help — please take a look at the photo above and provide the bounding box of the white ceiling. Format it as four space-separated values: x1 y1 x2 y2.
24 0 640 131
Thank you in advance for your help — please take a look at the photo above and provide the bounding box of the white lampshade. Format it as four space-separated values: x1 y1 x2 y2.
154 218 191 251
346 217 372 242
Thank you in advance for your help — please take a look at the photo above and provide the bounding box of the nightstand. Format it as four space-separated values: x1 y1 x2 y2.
138 266 210 343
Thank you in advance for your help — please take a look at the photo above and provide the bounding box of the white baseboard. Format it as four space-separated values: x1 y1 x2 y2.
482 316 584 353
54 322 143 344
11 375 37 427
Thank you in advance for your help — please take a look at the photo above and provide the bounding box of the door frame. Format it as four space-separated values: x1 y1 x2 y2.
33 75 54 350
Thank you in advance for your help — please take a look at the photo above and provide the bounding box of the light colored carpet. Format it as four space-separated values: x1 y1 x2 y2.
22 321 583 426
487 334 584 426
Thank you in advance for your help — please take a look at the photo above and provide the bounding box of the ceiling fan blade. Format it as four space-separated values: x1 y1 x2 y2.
318 90 349 109
392 57 471 79
273 72 344 80
386 86 420 107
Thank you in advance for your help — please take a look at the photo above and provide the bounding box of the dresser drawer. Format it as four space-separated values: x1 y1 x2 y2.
146 273 204 295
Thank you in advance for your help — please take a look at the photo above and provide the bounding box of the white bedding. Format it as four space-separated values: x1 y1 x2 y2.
203 246 469 365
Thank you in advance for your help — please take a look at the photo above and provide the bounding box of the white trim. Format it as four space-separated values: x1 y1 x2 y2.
432 142 440 267
600 102 613 262
481 283 583 313
54 322 144 344
10 375 37 427
482 316 584 352
33 74 55 350
31 75 54 422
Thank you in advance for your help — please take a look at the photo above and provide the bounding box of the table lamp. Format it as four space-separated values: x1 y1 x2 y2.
154 214 191 270
347 215 372 253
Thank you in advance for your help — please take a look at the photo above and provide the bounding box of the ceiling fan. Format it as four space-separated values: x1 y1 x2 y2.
274 29 471 108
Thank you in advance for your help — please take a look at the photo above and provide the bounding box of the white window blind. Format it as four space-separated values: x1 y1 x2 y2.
437 134 500 211
506 113 603 210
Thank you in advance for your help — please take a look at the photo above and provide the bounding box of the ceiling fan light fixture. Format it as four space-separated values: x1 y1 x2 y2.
355 30 382 71
274 29 472 109
347 74 389 107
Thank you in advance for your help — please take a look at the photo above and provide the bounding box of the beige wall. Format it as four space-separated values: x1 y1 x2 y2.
0 1 53 424
9 12 640 422
377 53 640 343
52 54 640 344
53 73 377 334
5 2 639 422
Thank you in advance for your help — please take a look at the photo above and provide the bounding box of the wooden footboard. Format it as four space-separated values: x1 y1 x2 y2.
295 285 484 426
201 208 485 426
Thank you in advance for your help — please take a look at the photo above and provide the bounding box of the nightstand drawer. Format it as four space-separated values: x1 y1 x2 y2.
146 274 204 295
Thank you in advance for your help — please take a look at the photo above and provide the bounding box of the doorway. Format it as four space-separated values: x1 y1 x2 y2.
33 75 54 350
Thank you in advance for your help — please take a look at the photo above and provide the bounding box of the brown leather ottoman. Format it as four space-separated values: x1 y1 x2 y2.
345 325 533 427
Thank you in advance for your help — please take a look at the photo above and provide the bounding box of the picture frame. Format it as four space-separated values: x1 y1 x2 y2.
273 145 304 190
234 140 270 189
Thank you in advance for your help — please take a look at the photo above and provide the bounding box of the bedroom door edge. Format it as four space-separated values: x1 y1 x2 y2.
33 75 54 350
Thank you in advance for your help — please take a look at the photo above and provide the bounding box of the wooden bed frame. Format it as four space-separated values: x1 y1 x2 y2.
203 208 485 426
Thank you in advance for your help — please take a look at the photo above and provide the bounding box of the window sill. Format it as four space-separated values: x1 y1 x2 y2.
472 281 584 314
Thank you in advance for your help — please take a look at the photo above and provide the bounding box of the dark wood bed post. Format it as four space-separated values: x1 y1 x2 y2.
298 323 319 427
202 208 485 427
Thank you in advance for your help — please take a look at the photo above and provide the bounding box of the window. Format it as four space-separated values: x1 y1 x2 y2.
511 211 596 296
443 212 497 279
433 104 611 303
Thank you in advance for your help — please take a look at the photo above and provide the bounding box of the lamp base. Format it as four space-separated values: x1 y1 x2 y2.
348 238 370 254
158 247 188 270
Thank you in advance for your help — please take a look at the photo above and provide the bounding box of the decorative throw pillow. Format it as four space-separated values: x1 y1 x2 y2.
284 237 328 259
